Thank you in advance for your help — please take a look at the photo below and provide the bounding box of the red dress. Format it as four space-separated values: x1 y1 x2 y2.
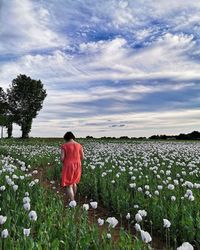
61 142 83 187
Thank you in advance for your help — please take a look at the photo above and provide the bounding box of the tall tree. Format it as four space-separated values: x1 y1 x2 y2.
0 87 8 138
7 74 47 138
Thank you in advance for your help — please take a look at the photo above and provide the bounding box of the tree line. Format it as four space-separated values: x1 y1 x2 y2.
86 131 200 140
0 74 47 139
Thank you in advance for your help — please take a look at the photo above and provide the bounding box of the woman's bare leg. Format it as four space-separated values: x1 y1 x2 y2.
67 185 74 201
72 184 77 197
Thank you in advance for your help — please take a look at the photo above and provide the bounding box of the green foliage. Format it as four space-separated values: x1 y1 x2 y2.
0 87 8 127
0 154 139 250
7 74 47 138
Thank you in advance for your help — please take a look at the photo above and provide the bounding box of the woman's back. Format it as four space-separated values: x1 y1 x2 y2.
62 142 82 163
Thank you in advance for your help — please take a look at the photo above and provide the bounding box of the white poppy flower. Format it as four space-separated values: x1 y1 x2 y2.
97 218 104 226
126 213 130 220
0 215 7 225
134 223 141 232
107 233 111 239
23 203 31 211
138 210 147 217
168 184 175 190
23 197 31 204
1 229 9 238
140 230 152 243
82 204 89 211
0 186 6 191
163 219 171 228
171 196 176 201
90 201 98 209
28 211 37 221
23 228 31 237
177 242 194 250
188 195 195 201
69 200 77 208
106 217 118 228
135 213 142 223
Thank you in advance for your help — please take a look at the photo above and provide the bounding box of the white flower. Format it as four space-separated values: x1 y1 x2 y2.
163 219 171 228
168 184 175 190
140 230 152 243
129 183 136 188
82 204 89 211
23 203 31 211
23 228 31 237
90 201 98 209
155 190 159 195
97 218 104 226
69 200 77 208
106 217 118 228
177 242 194 250
101 172 107 177
135 213 142 223
0 186 6 191
171 196 176 201
0 215 7 225
174 180 179 185
13 184 18 191
23 197 31 204
138 210 147 217
134 223 141 232
126 213 130 220
188 195 195 201
28 211 37 221
186 190 193 197
107 233 111 239
1 229 9 238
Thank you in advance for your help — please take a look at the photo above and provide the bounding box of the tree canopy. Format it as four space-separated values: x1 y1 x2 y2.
7 74 47 138
0 87 8 126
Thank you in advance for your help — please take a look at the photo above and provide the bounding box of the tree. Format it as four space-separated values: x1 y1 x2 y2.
0 87 8 138
7 74 47 139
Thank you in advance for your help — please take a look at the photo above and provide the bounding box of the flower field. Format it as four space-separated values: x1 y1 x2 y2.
0 138 199 249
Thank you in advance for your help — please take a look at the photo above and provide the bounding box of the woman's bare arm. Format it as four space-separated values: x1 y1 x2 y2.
60 148 65 162
80 146 84 161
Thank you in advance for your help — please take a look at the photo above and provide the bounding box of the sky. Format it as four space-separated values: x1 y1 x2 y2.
0 0 200 138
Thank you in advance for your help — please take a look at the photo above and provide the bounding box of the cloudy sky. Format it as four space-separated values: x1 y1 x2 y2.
0 0 200 137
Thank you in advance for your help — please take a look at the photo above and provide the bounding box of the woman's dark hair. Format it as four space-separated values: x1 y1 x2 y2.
63 131 75 141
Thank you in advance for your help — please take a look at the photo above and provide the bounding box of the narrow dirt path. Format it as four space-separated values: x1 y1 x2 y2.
33 167 165 250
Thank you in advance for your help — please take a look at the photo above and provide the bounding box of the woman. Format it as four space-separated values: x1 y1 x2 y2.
60 131 84 202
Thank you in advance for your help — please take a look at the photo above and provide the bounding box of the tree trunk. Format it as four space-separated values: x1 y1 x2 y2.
22 130 29 139
1 126 3 138
21 120 32 139
7 122 13 138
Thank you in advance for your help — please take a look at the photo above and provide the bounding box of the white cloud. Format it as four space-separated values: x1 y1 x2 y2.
1 0 200 137
0 0 67 54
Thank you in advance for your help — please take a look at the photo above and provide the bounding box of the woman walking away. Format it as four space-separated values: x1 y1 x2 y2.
60 131 84 202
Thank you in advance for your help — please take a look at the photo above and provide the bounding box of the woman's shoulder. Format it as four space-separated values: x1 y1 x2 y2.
61 143 68 148
75 142 83 148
